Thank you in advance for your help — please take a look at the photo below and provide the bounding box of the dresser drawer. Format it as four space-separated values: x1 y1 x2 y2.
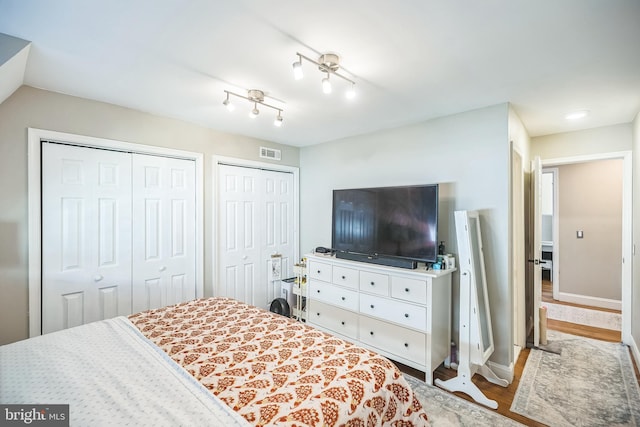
308 260 333 282
309 281 359 311
359 316 426 365
360 294 427 331
332 265 359 289
359 271 389 296
391 277 428 304
308 299 358 339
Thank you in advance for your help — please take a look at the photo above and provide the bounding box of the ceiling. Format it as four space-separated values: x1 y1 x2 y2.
1 0 639 147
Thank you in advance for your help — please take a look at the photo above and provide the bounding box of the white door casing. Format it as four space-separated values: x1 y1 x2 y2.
42 143 133 334
132 154 197 312
532 156 542 348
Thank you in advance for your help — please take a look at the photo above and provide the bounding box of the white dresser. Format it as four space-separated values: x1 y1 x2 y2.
305 253 453 384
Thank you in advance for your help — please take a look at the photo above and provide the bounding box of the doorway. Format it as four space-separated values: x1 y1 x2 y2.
541 159 624 333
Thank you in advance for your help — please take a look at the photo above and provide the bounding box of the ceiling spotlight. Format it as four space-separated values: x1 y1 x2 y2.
292 51 356 97
249 103 259 118
565 110 590 120
223 89 284 125
322 74 332 94
274 112 283 127
292 55 304 80
222 93 235 111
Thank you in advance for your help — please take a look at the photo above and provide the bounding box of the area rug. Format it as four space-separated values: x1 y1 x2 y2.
404 374 523 426
511 330 640 426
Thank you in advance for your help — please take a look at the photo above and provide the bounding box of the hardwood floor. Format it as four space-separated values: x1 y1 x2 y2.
410 320 640 426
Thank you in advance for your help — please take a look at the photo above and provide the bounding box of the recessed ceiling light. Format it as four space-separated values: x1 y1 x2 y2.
565 110 590 120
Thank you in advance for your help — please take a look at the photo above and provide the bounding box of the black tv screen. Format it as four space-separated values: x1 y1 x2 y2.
331 184 439 263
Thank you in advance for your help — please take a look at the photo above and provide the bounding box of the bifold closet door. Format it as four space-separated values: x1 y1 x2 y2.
217 164 295 309
131 154 196 312
42 143 133 334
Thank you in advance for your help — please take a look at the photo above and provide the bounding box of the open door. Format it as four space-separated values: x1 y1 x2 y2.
531 156 543 347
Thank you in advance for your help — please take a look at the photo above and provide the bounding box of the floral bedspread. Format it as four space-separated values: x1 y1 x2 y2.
129 297 430 426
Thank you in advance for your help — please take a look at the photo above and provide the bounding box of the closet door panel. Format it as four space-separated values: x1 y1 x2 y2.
132 154 196 312
261 170 295 306
42 143 132 334
217 165 261 305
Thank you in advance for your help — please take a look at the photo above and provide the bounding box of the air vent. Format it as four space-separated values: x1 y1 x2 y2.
260 146 281 161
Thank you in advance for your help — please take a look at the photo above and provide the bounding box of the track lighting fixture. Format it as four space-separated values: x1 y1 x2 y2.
223 89 283 127
292 52 356 99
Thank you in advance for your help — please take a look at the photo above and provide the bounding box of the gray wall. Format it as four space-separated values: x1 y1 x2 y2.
557 160 623 300
299 103 513 368
0 86 299 345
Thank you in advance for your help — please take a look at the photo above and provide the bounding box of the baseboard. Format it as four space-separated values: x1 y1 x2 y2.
486 360 514 384
557 291 621 311
628 335 640 373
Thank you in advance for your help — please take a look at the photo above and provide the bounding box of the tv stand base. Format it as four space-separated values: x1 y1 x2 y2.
335 251 417 269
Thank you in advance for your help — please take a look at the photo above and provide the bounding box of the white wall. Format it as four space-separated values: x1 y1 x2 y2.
0 86 299 345
300 103 513 368
532 124 632 159
632 111 640 360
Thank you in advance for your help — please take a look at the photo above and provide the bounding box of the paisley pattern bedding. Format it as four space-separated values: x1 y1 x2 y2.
129 297 430 426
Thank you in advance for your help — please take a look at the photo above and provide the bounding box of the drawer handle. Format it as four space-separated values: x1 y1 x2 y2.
317 270 321 274
341 296 346 301
370 281 375 286
316 289 321 293
404 313 409 318
341 275 346 280
405 288 410 292
404 343 409 348
316 312 320 316
370 304 374 309
370 331 374 336
341 321 345 325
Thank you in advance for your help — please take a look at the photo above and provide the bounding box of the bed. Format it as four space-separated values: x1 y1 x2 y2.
1 297 429 426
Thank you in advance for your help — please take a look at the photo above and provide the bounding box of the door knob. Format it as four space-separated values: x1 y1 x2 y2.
93 274 103 282
159 266 167 272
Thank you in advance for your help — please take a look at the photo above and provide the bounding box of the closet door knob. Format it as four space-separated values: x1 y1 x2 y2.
159 266 167 272
94 274 103 282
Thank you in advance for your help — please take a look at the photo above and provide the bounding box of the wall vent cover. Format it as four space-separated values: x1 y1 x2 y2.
260 146 281 161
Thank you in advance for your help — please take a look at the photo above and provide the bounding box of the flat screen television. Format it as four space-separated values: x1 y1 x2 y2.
331 184 439 265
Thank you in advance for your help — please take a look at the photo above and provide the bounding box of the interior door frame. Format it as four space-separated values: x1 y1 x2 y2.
28 128 205 337
540 150 632 344
212 155 300 299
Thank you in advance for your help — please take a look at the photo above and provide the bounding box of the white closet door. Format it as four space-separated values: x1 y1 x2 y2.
132 154 196 312
42 143 132 334
218 165 262 305
217 164 295 309
262 169 295 305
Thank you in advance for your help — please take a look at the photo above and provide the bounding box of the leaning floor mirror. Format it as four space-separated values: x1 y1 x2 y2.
435 210 508 409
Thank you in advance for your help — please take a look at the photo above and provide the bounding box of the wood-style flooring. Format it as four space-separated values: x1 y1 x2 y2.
400 286 640 426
